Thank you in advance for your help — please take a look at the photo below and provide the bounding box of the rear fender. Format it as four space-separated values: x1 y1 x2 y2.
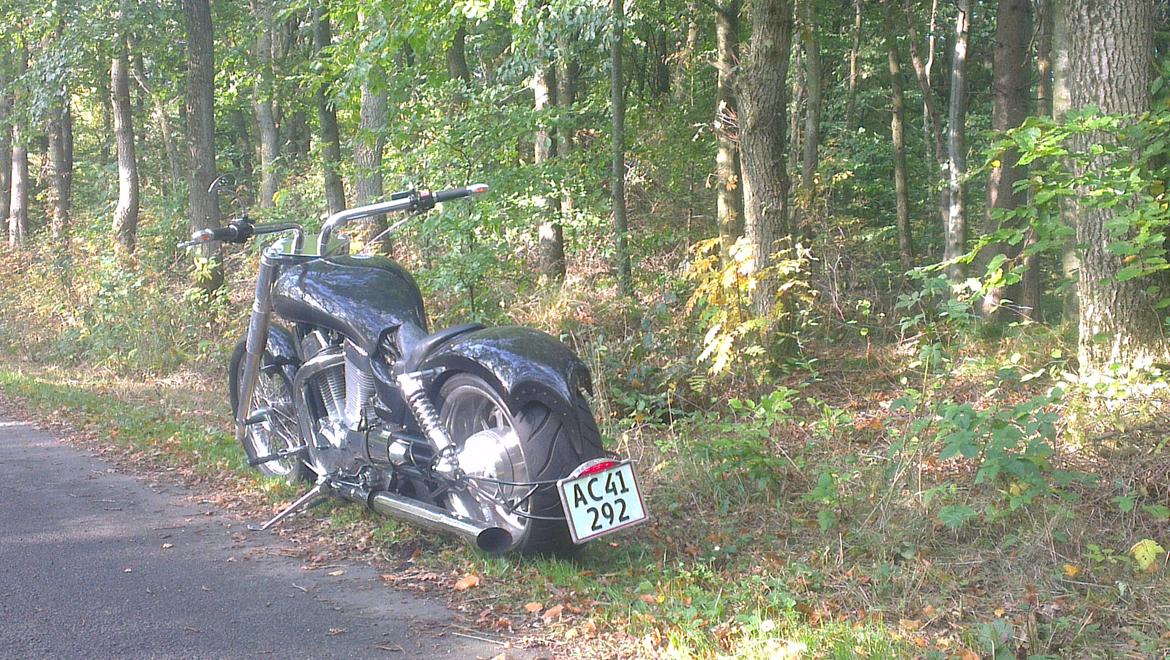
420 326 593 423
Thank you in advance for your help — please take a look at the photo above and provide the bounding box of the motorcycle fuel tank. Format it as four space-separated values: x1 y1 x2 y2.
272 255 429 354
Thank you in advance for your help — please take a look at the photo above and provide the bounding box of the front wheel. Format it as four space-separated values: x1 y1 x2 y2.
437 373 604 555
229 340 312 484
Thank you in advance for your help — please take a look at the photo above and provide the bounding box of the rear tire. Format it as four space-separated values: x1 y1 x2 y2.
437 373 604 555
229 340 312 484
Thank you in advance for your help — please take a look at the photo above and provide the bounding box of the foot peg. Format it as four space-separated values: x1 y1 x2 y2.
247 445 308 467
246 481 329 531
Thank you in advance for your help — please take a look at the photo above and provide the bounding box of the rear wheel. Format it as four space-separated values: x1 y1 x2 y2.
437 373 604 555
229 340 311 484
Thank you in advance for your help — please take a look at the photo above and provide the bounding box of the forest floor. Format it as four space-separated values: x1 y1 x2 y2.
1 337 1167 659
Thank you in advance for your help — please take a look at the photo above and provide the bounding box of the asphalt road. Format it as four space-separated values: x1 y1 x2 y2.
0 417 523 659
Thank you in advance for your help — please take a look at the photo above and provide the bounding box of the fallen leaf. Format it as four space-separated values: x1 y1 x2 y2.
542 604 564 622
899 618 923 631
524 602 544 614
638 594 657 605
1130 539 1166 572
326 628 346 636
453 574 481 591
161 543 174 550
1061 563 1081 578
956 649 980 660
922 604 937 617
326 569 345 577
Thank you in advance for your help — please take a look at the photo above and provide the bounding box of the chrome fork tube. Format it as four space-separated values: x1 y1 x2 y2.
234 251 280 447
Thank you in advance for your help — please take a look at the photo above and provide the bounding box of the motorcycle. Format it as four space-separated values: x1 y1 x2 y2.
181 180 648 554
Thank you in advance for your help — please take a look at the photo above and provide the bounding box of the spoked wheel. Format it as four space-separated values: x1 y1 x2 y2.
229 341 311 484
437 373 605 555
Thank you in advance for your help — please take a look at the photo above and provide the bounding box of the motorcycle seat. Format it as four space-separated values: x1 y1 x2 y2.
401 323 485 372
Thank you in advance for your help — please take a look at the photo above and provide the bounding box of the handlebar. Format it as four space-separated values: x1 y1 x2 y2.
317 184 487 255
178 183 488 252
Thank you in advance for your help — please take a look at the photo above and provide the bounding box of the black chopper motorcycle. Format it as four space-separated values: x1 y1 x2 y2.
181 180 647 554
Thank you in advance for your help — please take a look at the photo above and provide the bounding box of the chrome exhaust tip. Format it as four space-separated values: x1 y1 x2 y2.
365 490 513 554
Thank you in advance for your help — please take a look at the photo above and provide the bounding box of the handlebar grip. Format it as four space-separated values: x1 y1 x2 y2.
179 219 254 249
434 183 489 204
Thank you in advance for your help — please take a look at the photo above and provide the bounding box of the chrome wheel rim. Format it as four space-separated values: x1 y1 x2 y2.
245 370 301 477
439 380 530 544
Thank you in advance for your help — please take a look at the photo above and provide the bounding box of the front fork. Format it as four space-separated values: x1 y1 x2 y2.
234 251 280 448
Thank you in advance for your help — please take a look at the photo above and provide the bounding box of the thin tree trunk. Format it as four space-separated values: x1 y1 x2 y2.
902 0 950 257
251 0 279 208
312 5 345 215
47 83 72 241
714 1 743 258
671 4 699 103
799 0 821 204
978 0 1031 319
1019 0 1054 321
738 0 795 320
558 33 579 230
943 0 973 282
98 67 112 167
0 55 12 226
533 15 564 280
788 46 803 175
885 11 914 269
844 0 862 130
183 0 222 290
130 50 182 193
1066 0 1166 371
112 37 139 253
353 10 387 246
612 0 631 295
6 45 26 248
1052 0 1078 322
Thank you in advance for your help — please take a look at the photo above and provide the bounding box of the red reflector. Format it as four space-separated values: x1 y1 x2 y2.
577 460 619 477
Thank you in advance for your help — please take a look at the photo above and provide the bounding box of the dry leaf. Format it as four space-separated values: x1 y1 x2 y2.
453 574 481 591
326 628 346 636
1061 563 1081 578
638 594 657 605
957 649 980 660
922 604 937 617
161 543 174 550
524 602 544 614
542 604 564 622
899 618 923 631
326 569 345 577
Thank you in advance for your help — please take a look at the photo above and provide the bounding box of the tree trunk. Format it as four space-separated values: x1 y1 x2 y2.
885 11 914 269
354 10 387 245
130 50 183 193
714 1 743 259
312 5 346 215
0 55 12 226
671 4 699 103
8 45 28 248
844 0 862 130
251 0 279 209
558 33 579 228
1052 0 1078 323
1019 0 1054 320
447 25 471 82
942 0 972 282
112 37 139 253
533 23 564 279
1065 0 1166 371
737 0 794 319
978 0 1031 318
902 0 949 263
611 0 631 295
799 0 821 204
183 0 222 289
47 93 72 241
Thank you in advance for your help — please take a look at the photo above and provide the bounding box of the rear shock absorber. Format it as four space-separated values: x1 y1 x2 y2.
396 369 460 478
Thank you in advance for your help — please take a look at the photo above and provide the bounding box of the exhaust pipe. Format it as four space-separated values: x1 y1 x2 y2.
333 482 513 554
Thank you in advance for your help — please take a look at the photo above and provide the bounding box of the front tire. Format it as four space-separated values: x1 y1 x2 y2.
229 340 312 484
437 373 604 555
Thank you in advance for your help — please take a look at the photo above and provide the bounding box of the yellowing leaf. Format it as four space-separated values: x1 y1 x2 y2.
453 574 481 591
524 602 544 614
1061 563 1082 578
1130 539 1166 572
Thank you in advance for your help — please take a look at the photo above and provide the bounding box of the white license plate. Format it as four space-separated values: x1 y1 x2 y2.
557 460 648 544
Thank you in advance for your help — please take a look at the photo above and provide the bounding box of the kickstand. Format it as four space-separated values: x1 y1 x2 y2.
246 481 329 532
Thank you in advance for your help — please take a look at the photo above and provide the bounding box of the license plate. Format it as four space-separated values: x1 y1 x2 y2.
557 459 648 544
